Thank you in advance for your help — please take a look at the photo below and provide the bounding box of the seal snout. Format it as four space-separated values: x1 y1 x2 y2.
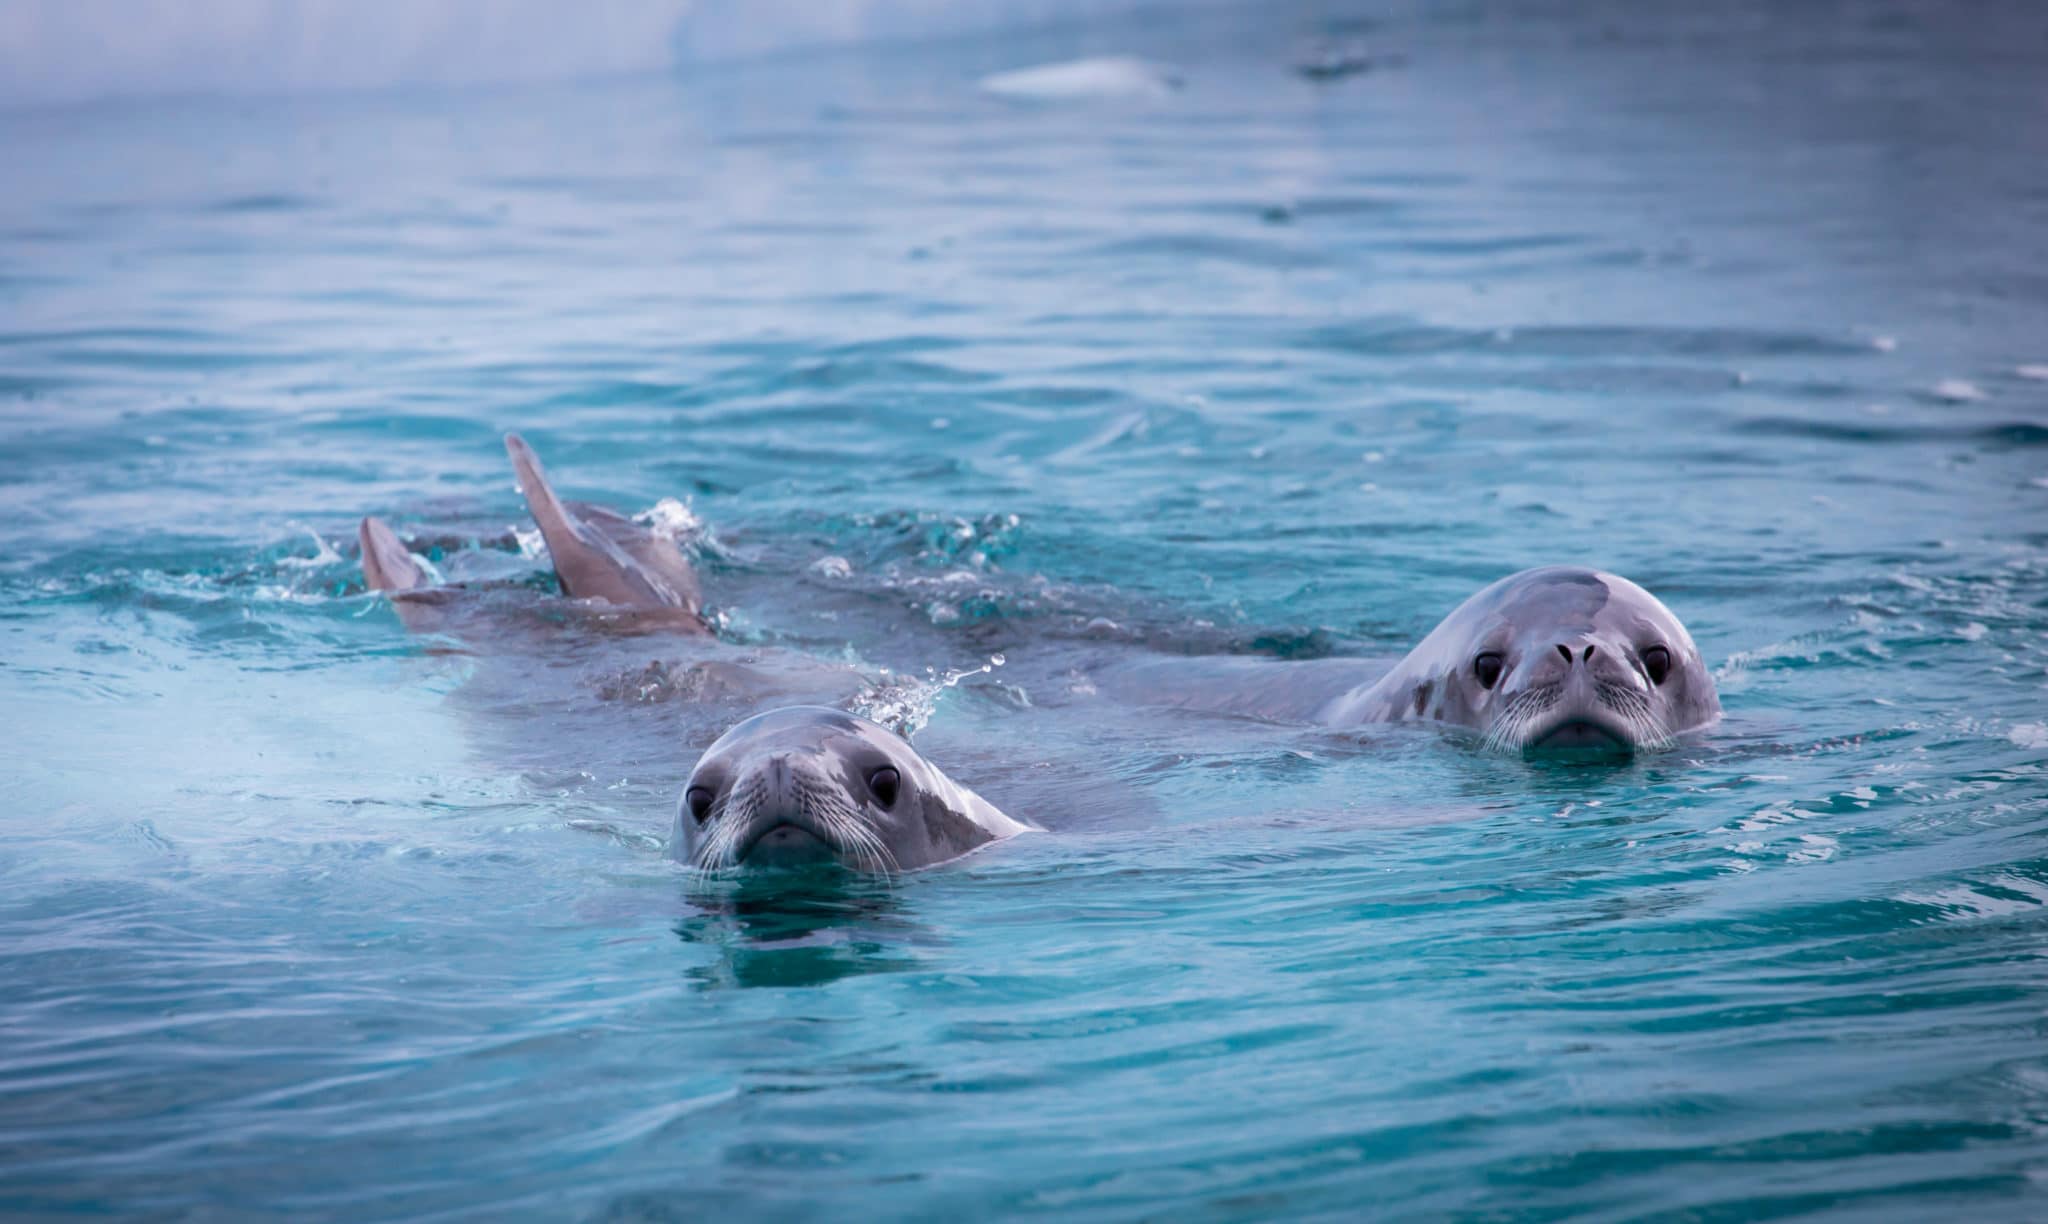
1499 634 1659 755
730 751 840 867
739 821 836 867
1527 717 1632 754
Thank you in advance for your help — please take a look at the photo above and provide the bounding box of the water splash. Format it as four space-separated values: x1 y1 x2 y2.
848 653 1006 738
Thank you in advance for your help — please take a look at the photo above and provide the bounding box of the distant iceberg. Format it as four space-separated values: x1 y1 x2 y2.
0 0 1227 110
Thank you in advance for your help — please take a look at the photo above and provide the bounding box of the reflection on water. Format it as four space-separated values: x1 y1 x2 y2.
677 872 924 990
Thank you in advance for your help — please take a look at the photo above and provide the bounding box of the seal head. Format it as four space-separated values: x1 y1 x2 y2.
1322 567 1719 755
676 707 1028 873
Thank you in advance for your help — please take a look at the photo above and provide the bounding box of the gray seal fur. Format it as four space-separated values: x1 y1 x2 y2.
676 706 1031 873
504 434 709 629
1320 566 1719 752
359 434 711 633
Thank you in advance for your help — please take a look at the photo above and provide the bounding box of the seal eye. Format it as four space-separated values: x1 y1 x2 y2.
1473 652 1504 690
685 786 715 823
867 766 900 808
1642 645 1672 686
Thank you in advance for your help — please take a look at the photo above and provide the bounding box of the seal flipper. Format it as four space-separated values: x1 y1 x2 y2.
562 499 705 614
504 433 708 628
360 516 428 592
359 516 456 632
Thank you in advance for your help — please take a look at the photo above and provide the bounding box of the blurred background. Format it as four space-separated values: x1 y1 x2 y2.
0 1 1189 107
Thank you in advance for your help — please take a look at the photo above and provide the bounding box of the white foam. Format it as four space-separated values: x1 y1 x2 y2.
511 524 547 560
276 527 341 570
1787 834 1838 864
634 497 703 542
1929 379 1987 403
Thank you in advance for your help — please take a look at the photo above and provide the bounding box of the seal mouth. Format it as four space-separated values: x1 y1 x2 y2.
736 821 838 867
1526 718 1634 757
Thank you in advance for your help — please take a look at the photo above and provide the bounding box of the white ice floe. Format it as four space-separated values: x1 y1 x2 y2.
979 56 1180 102
1928 379 1987 403
2010 723 2048 750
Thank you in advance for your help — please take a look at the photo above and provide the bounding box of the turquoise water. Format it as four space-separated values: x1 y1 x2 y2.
6 1 2048 1217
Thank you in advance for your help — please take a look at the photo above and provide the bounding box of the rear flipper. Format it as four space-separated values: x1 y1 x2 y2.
360 516 429 593
504 433 709 631
359 516 455 632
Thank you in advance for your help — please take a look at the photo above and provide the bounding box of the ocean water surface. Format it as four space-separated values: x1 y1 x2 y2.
5 0 2048 1217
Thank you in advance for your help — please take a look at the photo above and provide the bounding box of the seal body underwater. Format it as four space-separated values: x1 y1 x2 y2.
1319 566 1719 754
355 439 1024 872
676 706 1030 873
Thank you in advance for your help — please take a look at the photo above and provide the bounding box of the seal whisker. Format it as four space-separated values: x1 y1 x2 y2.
698 775 762 870
852 810 900 877
796 775 876 872
825 792 898 878
1486 686 1556 752
1596 681 1669 751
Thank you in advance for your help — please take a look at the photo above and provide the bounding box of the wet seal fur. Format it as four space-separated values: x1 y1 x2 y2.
677 707 1030 873
1321 566 1719 754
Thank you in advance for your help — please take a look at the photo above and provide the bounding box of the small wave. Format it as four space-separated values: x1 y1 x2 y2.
1297 319 1878 360
199 193 321 214
0 326 225 348
1086 233 1326 271
1730 418 2048 447
1186 195 1406 225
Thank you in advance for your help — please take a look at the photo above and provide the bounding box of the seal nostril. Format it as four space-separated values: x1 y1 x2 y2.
1556 644 1572 663
1583 644 1597 661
